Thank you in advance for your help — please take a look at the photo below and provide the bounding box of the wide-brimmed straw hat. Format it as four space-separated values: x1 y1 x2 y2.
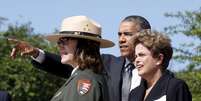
45 15 115 48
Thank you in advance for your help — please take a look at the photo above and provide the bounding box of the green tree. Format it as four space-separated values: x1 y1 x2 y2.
164 7 201 71
164 7 201 100
0 20 64 101
0 17 8 29
176 70 201 101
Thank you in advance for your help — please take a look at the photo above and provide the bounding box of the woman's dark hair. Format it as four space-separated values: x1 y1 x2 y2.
75 38 103 73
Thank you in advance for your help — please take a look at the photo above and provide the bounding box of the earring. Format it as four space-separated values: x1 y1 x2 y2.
156 62 160 65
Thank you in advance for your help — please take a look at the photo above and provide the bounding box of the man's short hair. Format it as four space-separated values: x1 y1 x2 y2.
122 15 151 30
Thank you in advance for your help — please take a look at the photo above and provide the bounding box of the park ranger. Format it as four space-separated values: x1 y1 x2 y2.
44 16 113 101
9 15 114 101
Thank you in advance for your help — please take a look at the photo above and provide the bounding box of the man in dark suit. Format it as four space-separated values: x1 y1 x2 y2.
10 15 151 101
0 91 11 101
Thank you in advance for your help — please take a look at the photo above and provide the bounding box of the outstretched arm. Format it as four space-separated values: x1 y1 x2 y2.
8 38 73 78
31 51 73 78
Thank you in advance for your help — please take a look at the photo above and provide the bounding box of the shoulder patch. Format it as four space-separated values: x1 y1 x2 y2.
77 79 92 95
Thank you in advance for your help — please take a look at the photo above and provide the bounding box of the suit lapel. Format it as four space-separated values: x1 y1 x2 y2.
138 79 146 101
120 57 126 98
145 71 172 101
129 79 146 101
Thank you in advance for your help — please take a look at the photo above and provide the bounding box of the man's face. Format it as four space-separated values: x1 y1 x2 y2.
118 21 140 60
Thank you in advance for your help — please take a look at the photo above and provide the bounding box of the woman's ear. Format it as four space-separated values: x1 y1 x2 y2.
156 53 164 66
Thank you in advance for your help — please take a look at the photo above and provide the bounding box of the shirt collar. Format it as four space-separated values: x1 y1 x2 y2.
124 58 131 68
71 66 79 76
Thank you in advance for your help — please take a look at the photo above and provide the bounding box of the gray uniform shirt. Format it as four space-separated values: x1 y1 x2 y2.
50 68 109 101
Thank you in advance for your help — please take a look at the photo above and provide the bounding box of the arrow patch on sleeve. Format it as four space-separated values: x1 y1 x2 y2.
77 79 92 95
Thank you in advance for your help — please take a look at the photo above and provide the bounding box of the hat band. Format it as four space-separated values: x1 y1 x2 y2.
60 31 101 38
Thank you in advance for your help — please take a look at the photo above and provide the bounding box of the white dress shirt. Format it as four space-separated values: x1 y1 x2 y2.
31 49 45 63
124 58 141 91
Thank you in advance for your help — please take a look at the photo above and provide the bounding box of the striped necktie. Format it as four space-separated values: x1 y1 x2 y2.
121 63 134 101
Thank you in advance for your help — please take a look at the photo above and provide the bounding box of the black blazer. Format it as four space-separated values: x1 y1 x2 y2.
0 91 11 101
129 70 192 101
32 52 125 101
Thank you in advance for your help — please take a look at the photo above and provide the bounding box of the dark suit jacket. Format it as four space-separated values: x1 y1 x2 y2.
101 54 125 101
0 91 11 101
32 52 125 101
129 70 192 101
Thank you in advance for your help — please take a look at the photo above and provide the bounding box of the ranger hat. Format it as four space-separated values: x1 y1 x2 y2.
45 15 114 48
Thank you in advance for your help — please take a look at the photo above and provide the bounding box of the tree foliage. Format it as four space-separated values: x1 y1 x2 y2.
164 7 201 70
176 71 201 101
0 20 64 101
164 7 201 100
